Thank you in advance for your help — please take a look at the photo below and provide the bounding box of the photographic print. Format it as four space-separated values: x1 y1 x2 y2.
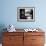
17 7 35 22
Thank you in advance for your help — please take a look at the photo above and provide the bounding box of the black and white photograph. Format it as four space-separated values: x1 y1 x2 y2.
17 7 35 22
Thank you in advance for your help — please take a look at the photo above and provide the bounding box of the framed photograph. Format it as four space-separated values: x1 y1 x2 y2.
17 7 35 22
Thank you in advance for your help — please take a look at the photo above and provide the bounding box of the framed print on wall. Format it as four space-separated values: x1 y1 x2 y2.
17 7 35 22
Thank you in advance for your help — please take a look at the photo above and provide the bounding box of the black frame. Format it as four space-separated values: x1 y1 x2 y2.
17 7 35 22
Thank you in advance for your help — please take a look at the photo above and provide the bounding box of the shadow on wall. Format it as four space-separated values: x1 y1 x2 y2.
0 24 7 43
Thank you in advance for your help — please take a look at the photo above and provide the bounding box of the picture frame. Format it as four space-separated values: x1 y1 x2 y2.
17 7 35 22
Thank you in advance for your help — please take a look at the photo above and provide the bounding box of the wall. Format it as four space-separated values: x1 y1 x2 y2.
0 0 46 28
0 0 46 29
0 0 46 44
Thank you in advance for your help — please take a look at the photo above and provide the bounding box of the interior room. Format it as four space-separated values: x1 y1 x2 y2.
0 0 46 46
